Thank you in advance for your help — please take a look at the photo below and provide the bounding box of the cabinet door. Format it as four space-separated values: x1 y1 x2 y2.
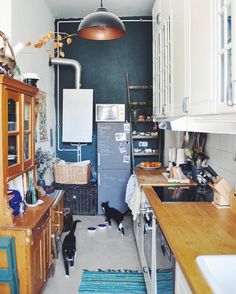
52 195 64 236
43 217 52 277
171 0 188 117
153 0 172 118
188 0 216 115
153 0 161 118
216 0 236 113
175 262 192 294
22 95 34 171
7 90 22 178
32 232 45 293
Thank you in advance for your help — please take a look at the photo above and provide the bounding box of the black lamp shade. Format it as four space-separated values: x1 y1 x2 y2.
77 7 126 40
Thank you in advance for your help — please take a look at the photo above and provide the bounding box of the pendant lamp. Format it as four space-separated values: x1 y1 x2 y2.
77 0 126 40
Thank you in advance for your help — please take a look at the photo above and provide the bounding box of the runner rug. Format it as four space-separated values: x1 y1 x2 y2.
78 270 147 293
78 269 173 293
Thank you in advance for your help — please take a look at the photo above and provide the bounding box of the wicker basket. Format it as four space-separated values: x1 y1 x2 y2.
0 31 16 77
54 161 91 184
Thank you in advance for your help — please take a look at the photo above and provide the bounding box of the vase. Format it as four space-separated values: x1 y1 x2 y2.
37 176 46 191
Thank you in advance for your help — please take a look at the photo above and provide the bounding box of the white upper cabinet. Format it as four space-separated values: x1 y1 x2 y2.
171 0 188 117
187 0 216 115
153 0 172 119
153 0 236 118
216 0 236 113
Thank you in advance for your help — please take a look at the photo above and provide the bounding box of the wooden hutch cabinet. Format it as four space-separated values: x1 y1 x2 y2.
0 75 58 294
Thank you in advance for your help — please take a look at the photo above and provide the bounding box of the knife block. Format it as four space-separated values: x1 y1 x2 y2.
209 178 233 208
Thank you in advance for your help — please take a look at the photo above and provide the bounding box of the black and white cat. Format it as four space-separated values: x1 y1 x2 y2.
101 201 125 235
62 219 81 277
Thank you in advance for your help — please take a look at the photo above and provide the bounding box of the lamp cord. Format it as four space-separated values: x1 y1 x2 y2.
101 0 103 8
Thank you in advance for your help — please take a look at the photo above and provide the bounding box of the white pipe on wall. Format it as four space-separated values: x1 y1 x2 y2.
49 57 81 89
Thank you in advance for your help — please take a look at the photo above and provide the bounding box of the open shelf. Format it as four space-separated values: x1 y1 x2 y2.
132 135 158 139
134 152 159 157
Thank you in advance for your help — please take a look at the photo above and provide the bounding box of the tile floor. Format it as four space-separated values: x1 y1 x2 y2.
43 215 141 293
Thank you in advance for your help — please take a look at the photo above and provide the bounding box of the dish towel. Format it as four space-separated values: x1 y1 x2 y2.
125 174 147 220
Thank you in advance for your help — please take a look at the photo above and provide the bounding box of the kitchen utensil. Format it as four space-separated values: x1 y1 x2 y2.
168 147 177 163
205 165 219 178
176 148 185 166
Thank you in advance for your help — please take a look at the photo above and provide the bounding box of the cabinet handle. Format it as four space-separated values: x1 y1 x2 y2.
143 266 149 273
55 210 63 214
183 97 189 113
157 13 161 25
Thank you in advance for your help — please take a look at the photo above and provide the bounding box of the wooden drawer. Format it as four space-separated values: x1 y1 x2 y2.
32 208 50 237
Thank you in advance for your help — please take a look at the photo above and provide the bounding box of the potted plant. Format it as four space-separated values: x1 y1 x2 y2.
35 147 58 190
128 104 140 122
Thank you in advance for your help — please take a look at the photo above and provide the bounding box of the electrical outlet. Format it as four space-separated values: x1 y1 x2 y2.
139 141 148 147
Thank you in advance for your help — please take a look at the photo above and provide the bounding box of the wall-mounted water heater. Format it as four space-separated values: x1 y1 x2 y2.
62 89 93 143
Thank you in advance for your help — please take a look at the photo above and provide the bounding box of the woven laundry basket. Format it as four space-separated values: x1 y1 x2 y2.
54 160 91 184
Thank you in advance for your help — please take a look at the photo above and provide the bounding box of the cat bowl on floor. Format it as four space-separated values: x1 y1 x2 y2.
98 224 107 230
87 227 96 233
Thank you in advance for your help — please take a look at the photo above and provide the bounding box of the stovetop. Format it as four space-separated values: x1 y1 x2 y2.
152 186 213 203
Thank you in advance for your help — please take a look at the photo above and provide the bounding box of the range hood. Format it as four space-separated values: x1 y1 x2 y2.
157 114 236 134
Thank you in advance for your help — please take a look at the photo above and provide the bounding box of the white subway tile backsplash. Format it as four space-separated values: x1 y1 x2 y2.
165 132 236 187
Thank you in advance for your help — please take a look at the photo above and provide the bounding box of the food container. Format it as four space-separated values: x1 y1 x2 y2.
23 73 39 87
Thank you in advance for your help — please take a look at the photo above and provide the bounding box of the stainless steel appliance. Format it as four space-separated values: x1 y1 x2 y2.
141 186 213 293
96 104 125 122
143 207 175 294
97 122 131 214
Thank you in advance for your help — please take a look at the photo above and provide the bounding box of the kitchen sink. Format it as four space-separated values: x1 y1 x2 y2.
196 255 236 294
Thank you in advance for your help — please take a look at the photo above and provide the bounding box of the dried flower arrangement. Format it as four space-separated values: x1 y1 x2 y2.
35 147 58 177
25 32 77 58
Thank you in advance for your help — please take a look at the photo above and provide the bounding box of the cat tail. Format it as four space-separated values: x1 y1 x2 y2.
122 208 131 217
69 220 81 234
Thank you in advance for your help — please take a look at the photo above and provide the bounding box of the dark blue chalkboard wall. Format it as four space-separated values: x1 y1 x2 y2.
55 18 152 172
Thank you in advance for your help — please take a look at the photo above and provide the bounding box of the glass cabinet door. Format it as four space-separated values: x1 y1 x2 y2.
217 0 235 109
23 95 33 170
7 91 21 177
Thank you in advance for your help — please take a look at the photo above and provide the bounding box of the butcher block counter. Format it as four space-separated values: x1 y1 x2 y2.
134 167 236 294
134 166 196 186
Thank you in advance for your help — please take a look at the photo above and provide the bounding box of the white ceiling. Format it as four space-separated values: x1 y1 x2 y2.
44 0 155 19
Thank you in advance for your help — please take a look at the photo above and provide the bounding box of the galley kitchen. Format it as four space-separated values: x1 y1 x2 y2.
0 0 236 293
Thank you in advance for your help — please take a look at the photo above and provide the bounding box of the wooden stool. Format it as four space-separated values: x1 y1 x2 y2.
0 237 19 294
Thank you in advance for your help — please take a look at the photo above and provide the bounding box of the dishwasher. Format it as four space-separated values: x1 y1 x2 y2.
143 209 175 294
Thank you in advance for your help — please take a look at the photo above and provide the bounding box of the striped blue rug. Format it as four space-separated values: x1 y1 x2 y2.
157 269 173 294
78 271 147 293
78 269 173 293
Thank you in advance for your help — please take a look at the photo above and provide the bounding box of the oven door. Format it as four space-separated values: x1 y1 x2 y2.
143 212 175 293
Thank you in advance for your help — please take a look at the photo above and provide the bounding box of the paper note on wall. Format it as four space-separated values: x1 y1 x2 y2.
119 143 126 153
123 155 130 163
115 132 126 141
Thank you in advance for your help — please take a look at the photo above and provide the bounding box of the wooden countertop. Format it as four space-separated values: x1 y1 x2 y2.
134 167 236 293
141 184 236 294
134 166 197 186
0 196 54 230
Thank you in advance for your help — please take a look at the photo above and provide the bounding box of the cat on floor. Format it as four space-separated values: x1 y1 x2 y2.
101 201 126 235
62 219 81 277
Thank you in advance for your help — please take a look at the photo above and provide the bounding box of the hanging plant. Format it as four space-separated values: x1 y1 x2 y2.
25 31 77 58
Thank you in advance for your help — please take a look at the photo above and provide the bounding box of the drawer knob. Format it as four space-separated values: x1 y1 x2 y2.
55 210 63 214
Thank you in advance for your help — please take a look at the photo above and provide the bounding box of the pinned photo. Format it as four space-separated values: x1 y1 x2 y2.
115 132 126 141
